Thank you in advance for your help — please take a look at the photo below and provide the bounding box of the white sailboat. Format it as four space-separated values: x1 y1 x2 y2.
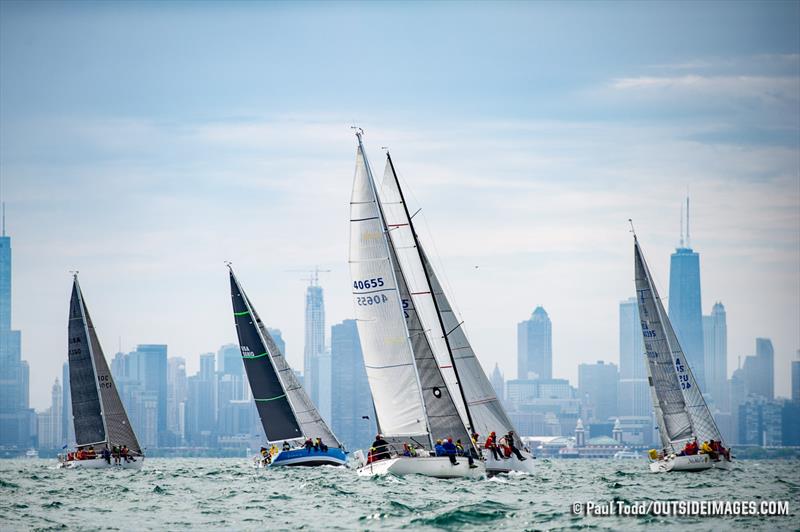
59 274 143 470
378 150 534 475
631 227 732 473
349 130 484 479
228 267 346 468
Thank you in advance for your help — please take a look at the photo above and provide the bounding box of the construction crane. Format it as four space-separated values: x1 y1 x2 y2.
285 266 331 286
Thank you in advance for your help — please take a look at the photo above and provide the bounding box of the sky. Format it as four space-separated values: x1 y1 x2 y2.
0 1 797 410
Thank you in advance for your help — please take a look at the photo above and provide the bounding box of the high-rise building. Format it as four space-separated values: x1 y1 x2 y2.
738 396 782 446
618 297 650 418
111 345 168 447
703 302 728 409
668 198 705 391
167 357 187 442
742 338 774 400
490 363 505 402
267 328 286 362
218 343 243 378
133 344 168 444
304 282 325 408
37 378 63 449
578 361 619 423
517 306 552 380
0 219 32 452
792 351 800 403
330 320 374 451
186 353 217 446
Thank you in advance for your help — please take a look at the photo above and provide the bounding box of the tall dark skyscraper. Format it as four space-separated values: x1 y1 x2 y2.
618 297 650 418
134 344 168 443
703 302 728 409
792 351 800 403
0 218 31 452
330 320 374 451
517 306 552 380
668 198 705 391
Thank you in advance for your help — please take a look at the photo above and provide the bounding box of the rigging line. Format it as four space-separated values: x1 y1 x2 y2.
445 321 465 337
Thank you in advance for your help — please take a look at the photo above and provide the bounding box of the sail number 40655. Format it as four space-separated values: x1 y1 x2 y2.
356 294 389 306
353 277 384 290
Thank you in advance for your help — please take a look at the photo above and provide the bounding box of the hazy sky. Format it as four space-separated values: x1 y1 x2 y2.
1 1 797 410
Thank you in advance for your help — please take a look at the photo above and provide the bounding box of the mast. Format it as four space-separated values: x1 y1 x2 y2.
74 274 109 447
385 151 476 436
355 130 434 449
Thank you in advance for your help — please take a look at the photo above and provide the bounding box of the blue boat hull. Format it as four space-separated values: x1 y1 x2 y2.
269 448 347 467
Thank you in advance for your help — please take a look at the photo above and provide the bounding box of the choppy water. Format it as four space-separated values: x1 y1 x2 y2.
0 458 797 530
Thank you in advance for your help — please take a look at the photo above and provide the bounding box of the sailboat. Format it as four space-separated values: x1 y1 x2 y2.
59 274 143 469
349 130 485 479
631 228 732 473
228 266 346 467
378 149 535 475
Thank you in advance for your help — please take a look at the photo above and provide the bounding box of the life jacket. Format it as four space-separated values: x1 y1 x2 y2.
485 436 495 449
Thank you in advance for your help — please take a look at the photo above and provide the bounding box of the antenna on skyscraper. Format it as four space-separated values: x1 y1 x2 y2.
686 190 691 249
286 266 332 286
679 202 684 248
2 202 5 237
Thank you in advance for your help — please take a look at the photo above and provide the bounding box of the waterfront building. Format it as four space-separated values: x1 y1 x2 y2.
578 360 618 423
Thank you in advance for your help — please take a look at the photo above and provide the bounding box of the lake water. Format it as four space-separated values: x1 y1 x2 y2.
0 458 797 530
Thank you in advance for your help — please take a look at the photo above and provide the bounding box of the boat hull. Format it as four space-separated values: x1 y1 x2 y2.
649 454 732 473
58 458 143 470
483 449 535 474
262 448 347 468
357 456 485 479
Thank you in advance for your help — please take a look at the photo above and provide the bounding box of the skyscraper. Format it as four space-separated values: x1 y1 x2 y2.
185 353 217 446
618 297 650 418
668 197 705 391
330 320 374 451
304 281 325 407
517 306 552 380
133 344 168 444
167 357 187 442
61 361 74 446
792 351 800 402
702 302 728 409
218 343 243 378
267 328 286 361
37 378 63 449
742 338 775 400
0 218 31 452
578 361 619 422
490 363 505 402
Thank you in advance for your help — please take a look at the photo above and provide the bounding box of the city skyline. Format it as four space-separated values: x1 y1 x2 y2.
0 1 797 409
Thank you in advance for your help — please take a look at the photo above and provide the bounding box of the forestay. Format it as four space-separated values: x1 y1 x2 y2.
348 135 429 440
634 238 696 452
230 271 303 443
69 277 141 453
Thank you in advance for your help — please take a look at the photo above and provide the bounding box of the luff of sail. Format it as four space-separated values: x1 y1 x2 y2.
230 271 303 442
634 237 722 452
68 276 141 453
248 282 341 447
348 133 430 441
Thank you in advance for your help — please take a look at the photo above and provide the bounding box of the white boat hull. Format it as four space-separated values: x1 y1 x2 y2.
649 454 732 473
357 456 485 479
483 449 535 474
58 458 143 470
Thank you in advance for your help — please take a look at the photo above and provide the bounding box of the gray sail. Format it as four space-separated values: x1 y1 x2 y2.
230 270 303 443
386 227 473 450
250 294 341 447
633 237 721 452
419 247 523 448
69 277 141 452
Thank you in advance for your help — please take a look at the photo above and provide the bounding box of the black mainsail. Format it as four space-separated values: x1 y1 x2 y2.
229 269 310 443
68 275 141 452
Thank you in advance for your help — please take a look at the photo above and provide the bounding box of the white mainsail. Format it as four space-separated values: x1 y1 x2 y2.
634 235 722 452
348 133 429 440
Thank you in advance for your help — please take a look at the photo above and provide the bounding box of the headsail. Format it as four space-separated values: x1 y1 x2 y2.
633 236 722 452
68 276 141 452
348 133 430 441
230 271 303 443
